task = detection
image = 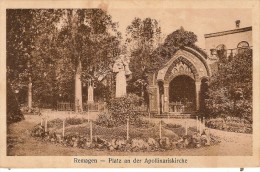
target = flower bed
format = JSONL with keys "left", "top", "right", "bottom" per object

{"left": 205, "top": 117, "right": 252, "bottom": 133}
{"left": 31, "top": 118, "right": 220, "bottom": 152}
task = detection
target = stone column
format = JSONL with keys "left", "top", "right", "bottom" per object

{"left": 156, "top": 84, "right": 160, "bottom": 115}
{"left": 75, "top": 60, "right": 83, "bottom": 112}
{"left": 164, "top": 84, "right": 169, "bottom": 113}
{"left": 195, "top": 81, "right": 201, "bottom": 111}
{"left": 87, "top": 84, "right": 94, "bottom": 103}
{"left": 149, "top": 86, "right": 158, "bottom": 112}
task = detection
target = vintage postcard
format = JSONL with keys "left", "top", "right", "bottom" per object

{"left": 0, "top": 0, "right": 260, "bottom": 168}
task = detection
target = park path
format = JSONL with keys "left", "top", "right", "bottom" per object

{"left": 7, "top": 115, "right": 252, "bottom": 156}
{"left": 145, "top": 117, "right": 253, "bottom": 156}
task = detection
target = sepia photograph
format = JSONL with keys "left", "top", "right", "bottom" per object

{"left": 1, "top": 0, "right": 260, "bottom": 168}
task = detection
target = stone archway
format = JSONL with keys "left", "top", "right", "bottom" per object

{"left": 162, "top": 56, "right": 202, "bottom": 113}
{"left": 149, "top": 48, "right": 210, "bottom": 115}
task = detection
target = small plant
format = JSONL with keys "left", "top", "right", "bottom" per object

{"left": 95, "top": 112, "right": 116, "bottom": 128}
{"left": 164, "top": 123, "right": 182, "bottom": 129}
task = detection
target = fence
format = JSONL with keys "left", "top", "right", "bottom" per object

{"left": 57, "top": 102, "right": 106, "bottom": 112}
{"left": 169, "top": 101, "right": 194, "bottom": 113}
{"left": 39, "top": 115, "right": 207, "bottom": 142}
{"left": 57, "top": 102, "right": 75, "bottom": 111}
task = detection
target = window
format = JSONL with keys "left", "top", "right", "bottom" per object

{"left": 237, "top": 41, "right": 249, "bottom": 54}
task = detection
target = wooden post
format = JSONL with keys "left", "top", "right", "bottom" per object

{"left": 62, "top": 119, "right": 65, "bottom": 137}
{"left": 199, "top": 119, "right": 202, "bottom": 135}
{"left": 159, "top": 120, "right": 162, "bottom": 139}
{"left": 126, "top": 118, "right": 129, "bottom": 140}
{"left": 185, "top": 121, "right": 188, "bottom": 135}
{"left": 44, "top": 118, "right": 48, "bottom": 132}
{"left": 87, "top": 105, "right": 90, "bottom": 122}
{"left": 196, "top": 116, "right": 198, "bottom": 132}
{"left": 90, "top": 120, "right": 93, "bottom": 143}
{"left": 203, "top": 117, "right": 205, "bottom": 130}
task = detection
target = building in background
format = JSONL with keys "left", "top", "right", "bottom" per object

{"left": 205, "top": 20, "right": 252, "bottom": 62}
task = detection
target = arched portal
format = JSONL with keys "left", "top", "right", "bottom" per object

{"left": 169, "top": 75, "right": 196, "bottom": 113}
{"left": 149, "top": 48, "right": 211, "bottom": 115}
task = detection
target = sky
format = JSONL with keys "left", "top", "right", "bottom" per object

{"left": 107, "top": 9, "right": 252, "bottom": 49}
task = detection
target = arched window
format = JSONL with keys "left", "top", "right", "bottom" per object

{"left": 237, "top": 41, "right": 249, "bottom": 54}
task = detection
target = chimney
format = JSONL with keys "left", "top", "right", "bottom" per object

{"left": 236, "top": 20, "right": 240, "bottom": 28}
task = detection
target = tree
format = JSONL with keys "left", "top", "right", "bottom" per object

{"left": 151, "top": 27, "right": 199, "bottom": 69}
{"left": 205, "top": 49, "right": 252, "bottom": 122}
{"left": 163, "top": 26, "right": 197, "bottom": 50}
{"left": 56, "top": 9, "right": 121, "bottom": 111}
{"left": 7, "top": 9, "right": 121, "bottom": 112}
{"left": 126, "top": 17, "right": 162, "bottom": 114}
{"left": 7, "top": 9, "right": 62, "bottom": 109}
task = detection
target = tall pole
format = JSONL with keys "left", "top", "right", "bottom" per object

{"left": 62, "top": 119, "right": 65, "bottom": 137}
{"left": 44, "top": 118, "right": 48, "bottom": 132}
{"left": 199, "top": 118, "right": 202, "bottom": 135}
{"left": 203, "top": 117, "right": 205, "bottom": 131}
{"left": 196, "top": 116, "right": 199, "bottom": 132}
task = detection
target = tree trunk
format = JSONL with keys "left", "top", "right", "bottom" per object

{"left": 28, "top": 76, "right": 32, "bottom": 111}
{"left": 75, "top": 60, "right": 83, "bottom": 112}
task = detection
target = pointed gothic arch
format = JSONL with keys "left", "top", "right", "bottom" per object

{"left": 149, "top": 47, "right": 211, "bottom": 114}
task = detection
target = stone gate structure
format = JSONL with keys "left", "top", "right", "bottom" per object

{"left": 148, "top": 24, "right": 252, "bottom": 115}
{"left": 148, "top": 47, "right": 211, "bottom": 115}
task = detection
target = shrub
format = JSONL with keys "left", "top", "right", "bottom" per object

{"left": 7, "top": 84, "right": 24, "bottom": 124}
{"left": 205, "top": 50, "right": 252, "bottom": 121}
{"left": 66, "top": 117, "right": 88, "bottom": 125}
{"left": 107, "top": 93, "right": 143, "bottom": 125}
{"left": 133, "top": 118, "right": 155, "bottom": 128}
{"left": 47, "top": 118, "right": 63, "bottom": 128}
{"left": 95, "top": 112, "right": 116, "bottom": 128}
{"left": 163, "top": 122, "right": 182, "bottom": 129}
{"left": 21, "top": 106, "right": 41, "bottom": 115}
{"left": 205, "top": 117, "right": 252, "bottom": 133}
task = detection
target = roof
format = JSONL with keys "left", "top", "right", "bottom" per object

{"left": 204, "top": 26, "right": 252, "bottom": 38}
